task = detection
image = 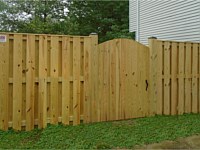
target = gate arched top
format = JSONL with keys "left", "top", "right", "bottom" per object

{"left": 98, "top": 38, "right": 149, "bottom": 49}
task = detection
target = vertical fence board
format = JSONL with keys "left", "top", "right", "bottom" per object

{"left": 90, "top": 34, "right": 99, "bottom": 122}
{"left": 178, "top": 43, "right": 185, "bottom": 114}
{"left": 115, "top": 39, "right": 120, "bottom": 120}
{"left": 148, "top": 39, "right": 160, "bottom": 115}
{"left": 62, "top": 37, "right": 70, "bottom": 125}
{"left": 26, "top": 35, "right": 35, "bottom": 131}
{"left": 185, "top": 43, "right": 192, "bottom": 113}
{"left": 110, "top": 40, "right": 116, "bottom": 120}
{"left": 50, "top": 36, "right": 59, "bottom": 124}
{"left": 0, "top": 35, "right": 9, "bottom": 130}
{"left": 38, "top": 35, "right": 47, "bottom": 128}
{"left": 73, "top": 37, "right": 81, "bottom": 125}
{"left": 192, "top": 43, "right": 198, "bottom": 113}
{"left": 13, "top": 35, "right": 23, "bottom": 130}
{"left": 131, "top": 40, "right": 138, "bottom": 118}
{"left": 199, "top": 44, "right": 200, "bottom": 113}
{"left": 156, "top": 41, "right": 163, "bottom": 115}
{"left": 84, "top": 37, "right": 92, "bottom": 123}
{"left": 163, "top": 42, "right": 170, "bottom": 115}
{"left": 97, "top": 44, "right": 102, "bottom": 122}
{"left": 171, "top": 42, "right": 178, "bottom": 115}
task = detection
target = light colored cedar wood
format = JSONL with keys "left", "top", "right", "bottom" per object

{"left": 199, "top": 43, "right": 200, "bottom": 113}
{"left": 8, "top": 38, "right": 13, "bottom": 126}
{"left": 156, "top": 41, "right": 163, "bottom": 115}
{"left": 50, "top": 36, "right": 59, "bottom": 124}
{"left": 96, "top": 42, "right": 101, "bottom": 122}
{"left": 148, "top": 39, "right": 158, "bottom": 116}
{"left": 131, "top": 40, "right": 138, "bottom": 118}
{"left": 61, "top": 37, "right": 70, "bottom": 125}
{"left": 22, "top": 39, "right": 27, "bottom": 124}
{"left": 138, "top": 44, "right": 146, "bottom": 116}
{"left": 163, "top": 41, "right": 170, "bottom": 115}
{"left": 102, "top": 41, "right": 107, "bottom": 121}
{"left": 102, "top": 41, "right": 109, "bottom": 121}
{"left": 58, "top": 41, "right": 62, "bottom": 121}
{"left": 98, "top": 43, "right": 102, "bottom": 121}
{"left": 118, "top": 39, "right": 124, "bottom": 120}
{"left": 122, "top": 39, "right": 128, "bottom": 119}
{"left": 143, "top": 47, "right": 150, "bottom": 116}
{"left": 185, "top": 43, "right": 192, "bottom": 113}
{"left": 80, "top": 41, "right": 84, "bottom": 118}
{"left": 138, "top": 43, "right": 146, "bottom": 117}
{"left": 110, "top": 40, "right": 116, "bottom": 120}
{"left": 178, "top": 42, "right": 185, "bottom": 114}
{"left": 90, "top": 34, "right": 98, "bottom": 122}
{"left": 171, "top": 42, "right": 178, "bottom": 115}
{"left": 97, "top": 43, "right": 102, "bottom": 122}
{"left": 34, "top": 40, "right": 39, "bottom": 123}
{"left": 69, "top": 39, "right": 73, "bottom": 118}
{"left": 115, "top": 39, "right": 120, "bottom": 120}
{"left": 13, "top": 34, "right": 23, "bottom": 130}
{"left": 73, "top": 37, "right": 81, "bottom": 125}
{"left": 26, "top": 35, "right": 35, "bottom": 131}
{"left": 84, "top": 37, "right": 91, "bottom": 123}
{"left": 134, "top": 41, "right": 141, "bottom": 118}
{"left": 0, "top": 34, "right": 9, "bottom": 130}
{"left": 46, "top": 40, "right": 51, "bottom": 119}
{"left": 120, "top": 39, "right": 126, "bottom": 119}
{"left": 192, "top": 43, "right": 198, "bottom": 113}
{"left": 38, "top": 35, "right": 47, "bottom": 128}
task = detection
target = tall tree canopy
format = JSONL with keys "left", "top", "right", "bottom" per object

{"left": 0, "top": 0, "right": 68, "bottom": 33}
{"left": 0, "top": 0, "right": 134, "bottom": 42}
{"left": 68, "top": 0, "right": 134, "bottom": 42}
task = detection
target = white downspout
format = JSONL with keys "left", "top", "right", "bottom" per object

{"left": 136, "top": 0, "right": 140, "bottom": 42}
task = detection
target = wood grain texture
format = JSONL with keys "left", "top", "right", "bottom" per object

{"left": 50, "top": 36, "right": 59, "bottom": 124}
{"left": 73, "top": 37, "right": 81, "bottom": 125}
{"left": 26, "top": 35, "right": 35, "bottom": 131}
{"left": 38, "top": 35, "right": 47, "bottom": 128}
{"left": 0, "top": 34, "right": 9, "bottom": 130}
{"left": 13, "top": 34, "right": 23, "bottom": 130}
{"left": 61, "top": 37, "right": 70, "bottom": 125}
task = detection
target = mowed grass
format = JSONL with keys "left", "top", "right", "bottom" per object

{"left": 1, "top": 114, "right": 200, "bottom": 149}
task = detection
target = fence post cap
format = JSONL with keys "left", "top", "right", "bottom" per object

{"left": 148, "top": 36, "right": 157, "bottom": 39}
{"left": 90, "top": 32, "right": 98, "bottom": 35}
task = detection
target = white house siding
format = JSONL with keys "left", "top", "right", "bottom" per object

{"left": 129, "top": 0, "right": 200, "bottom": 45}
{"left": 129, "top": 0, "right": 137, "bottom": 31}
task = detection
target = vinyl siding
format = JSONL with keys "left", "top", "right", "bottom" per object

{"left": 129, "top": 0, "right": 200, "bottom": 45}
{"left": 129, "top": 0, "right": 137, "bottom": 31}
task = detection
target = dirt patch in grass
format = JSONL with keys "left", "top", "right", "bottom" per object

{"left": 135, "top": 135, "right": 200, "bottom": 149}
{"left": 112, "top": 119, "right": 135, "bottom": 127}
{"left": 21, "top": 131, "right": 42, "bottom": 145}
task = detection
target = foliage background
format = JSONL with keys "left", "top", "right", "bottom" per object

{"left": 0, "top": 0, "right": 135, "bottom": 42}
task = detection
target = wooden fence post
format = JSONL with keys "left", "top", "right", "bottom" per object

{"left": 0, "top": 34, "right": 9, "bottom": 130}
{"left": 84, "top": 33, "right": 100, "bottom": 122}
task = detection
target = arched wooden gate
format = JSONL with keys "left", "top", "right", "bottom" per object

{"left": 84, "top": 39, "right": 150, "bottom": 123}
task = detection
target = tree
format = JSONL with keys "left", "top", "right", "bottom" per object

{"left": 0, "top": 0, "right": 134, "bottom": 42}
{"left": 68, "top": 0, "right": 134, "bottom": 42}
{"left": 0, "top": 0, "right": 69, "bottom": 34}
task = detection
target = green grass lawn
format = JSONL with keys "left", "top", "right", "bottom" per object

{"left": 1, "top": 114, "right": 200, "bottom": 149}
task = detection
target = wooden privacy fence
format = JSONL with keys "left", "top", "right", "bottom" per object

{"left": 0, "top": 33, "right": 200, "bottom": 131}
{"left": 149, "top": 39, "right": 200, "bottom": 115}
{"left": 0, "top": 33, "right": 96, "bottom": 131}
